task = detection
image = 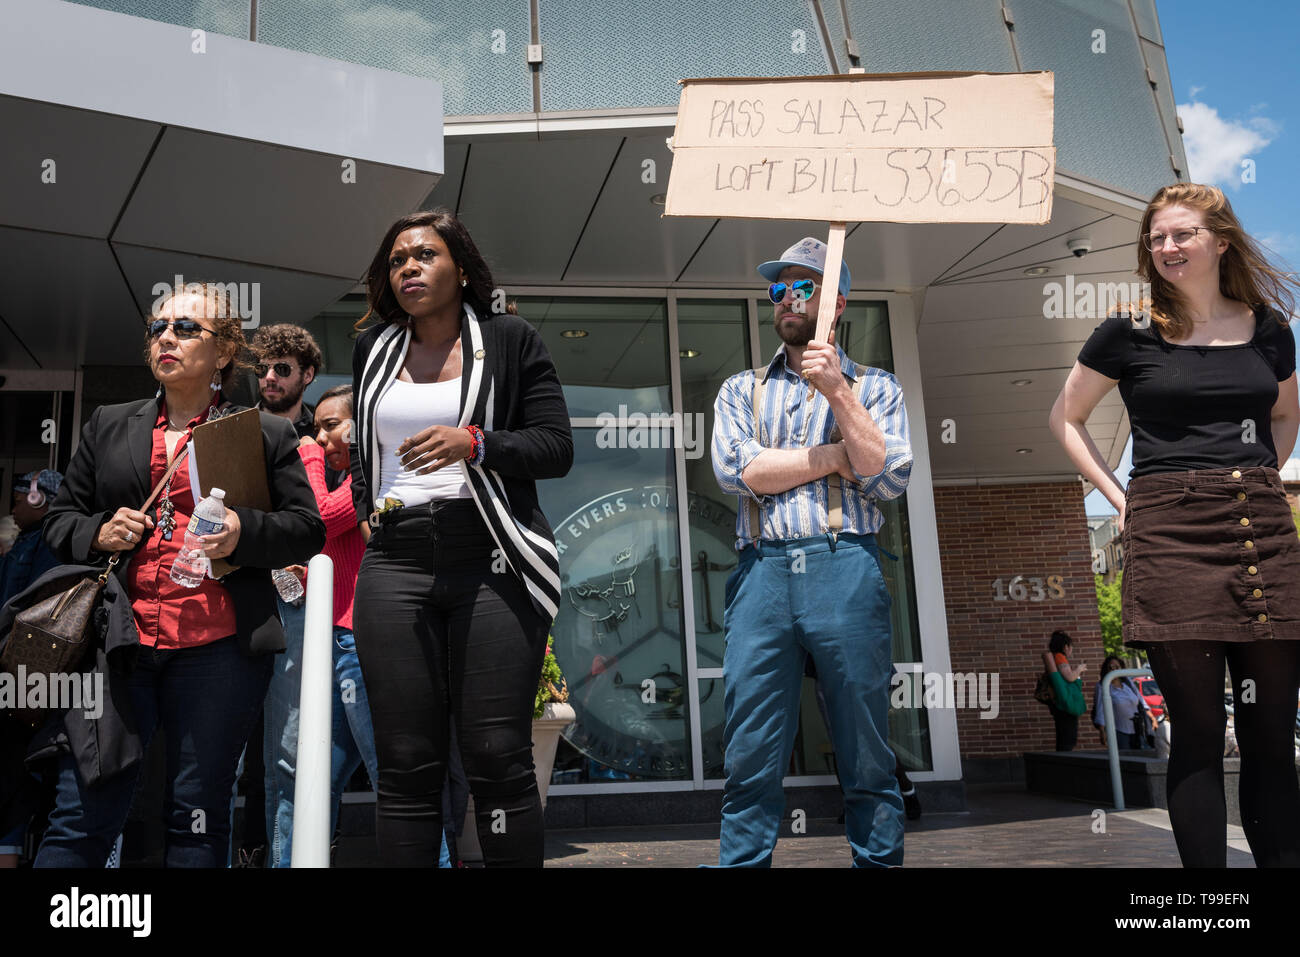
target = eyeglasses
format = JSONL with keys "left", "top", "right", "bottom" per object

{"left": 1141, "top": 226, "right": 1213, "bottom": 251}
{"left": 767, "top": 279, "right": 817, "bottom": 304}
{"left": 254, "top": 361, "right": 296, "bottom": 378}
{"left": 145, "top": 318, "right": 213, "bottom": 340}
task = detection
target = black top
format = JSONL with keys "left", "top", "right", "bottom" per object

{"left": 1077, "top": 304, "right": 1296, "bottom": 477}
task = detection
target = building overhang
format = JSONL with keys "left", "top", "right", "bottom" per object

{"left": 0, "top": 0, "right": 442, "bottom": 368}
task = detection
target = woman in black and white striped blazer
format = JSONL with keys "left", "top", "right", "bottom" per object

{"left": 350, "top": 209, "right": 572, "bottom": 867}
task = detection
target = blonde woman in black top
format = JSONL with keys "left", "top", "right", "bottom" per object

{"left": 1050, "top": 183, "right": 1300, "bottom": 867}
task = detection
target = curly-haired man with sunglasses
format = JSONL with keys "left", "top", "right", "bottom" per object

{"left": 249, "top": 324, "right": 323, "bottom": 439}
{"left": 710, "top": 237, "right": 913, "bottom": 868}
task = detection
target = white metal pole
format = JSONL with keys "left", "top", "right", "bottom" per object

{"left": 291, "top": 553, "right": 334, "bottom": 868}
{"left": 1104, "top": 667, "right": 1152, "bottom": 811}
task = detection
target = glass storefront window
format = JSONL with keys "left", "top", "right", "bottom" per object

{"left": 525, "top": 297, "right": 671, "bottom": 417}
{"left": 537, "top": 433, "right": 692, "bottom": 782}
{"left": 677, "top": 300, "right": 751, "bottom": 680}
{"left": 528, "top": 296, "right": 689, "bottom": 782}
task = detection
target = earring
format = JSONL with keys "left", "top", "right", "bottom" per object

{"left": 209, "top": 370, "right": 222, "bottom": 392}
{"left": 155, "top": 384, "right": 163, "bottom": 400}
{"left": 461, "top": 278, "right": 468, "bottom": 288}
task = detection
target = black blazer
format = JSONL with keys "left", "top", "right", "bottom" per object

{"left": 44, "top": 398, "right": 326, "bottom": 654}
{"left": 351, "top": 304, "right": 573, "bottom": 618}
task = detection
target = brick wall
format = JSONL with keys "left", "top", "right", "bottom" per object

{"left": 933, "top": 481, "right": 1103, "bottom": 761}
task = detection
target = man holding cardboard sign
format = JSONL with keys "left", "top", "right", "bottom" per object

{"left": 710, "top": 238, "right": 912, "bottom": 867}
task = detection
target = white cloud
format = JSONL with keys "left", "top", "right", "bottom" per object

{"left": 1177, "top": 99, "right": 1279, "bottom": 188}
{"left": 1188, "top": 84, "right": 1204, "bottom": 99}
{"left": 1257, "top": 232, "right": 1299, "bottom": 255}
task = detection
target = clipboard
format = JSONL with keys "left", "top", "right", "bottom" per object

{"left": 188, "top": 408, "right": 272, "bottom": 579}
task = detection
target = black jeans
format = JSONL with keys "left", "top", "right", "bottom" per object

{"left": 352, "top": 500, "right": 551, "bottom": 867}
{"left": 1146, "top": 640, "right": 1300, "bottom": 867}
{"left": 1049, "top": 706, "right": 1077, "bottom": 751}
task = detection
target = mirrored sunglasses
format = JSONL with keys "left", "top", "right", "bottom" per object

{"left": 767, "top": 279, "right": 817, "bottom": 304}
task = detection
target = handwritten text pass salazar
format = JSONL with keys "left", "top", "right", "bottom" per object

{"left": 706, "top": 97, "right": 1047, "bottom": 211}
{"left": 664, "top": 74, "right": 1055, "bottom": 225}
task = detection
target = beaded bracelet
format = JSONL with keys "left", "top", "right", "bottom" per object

{"left": 465, "top": 425, "right": 485, "bottom": 467}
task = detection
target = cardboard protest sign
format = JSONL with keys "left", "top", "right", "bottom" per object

{"left": 663, "top": 71, "right": 1055, "bottom": 226}
{"left": 664, "top": 70, "right": 1055, "bottom": 345}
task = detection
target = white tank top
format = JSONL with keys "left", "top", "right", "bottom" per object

{"left": 376, "top": 378, "right": 472, "bottom": 505}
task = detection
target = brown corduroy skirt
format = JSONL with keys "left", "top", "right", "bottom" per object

{"left": 1122, "top": 466, "right": 1300, "bottom": 646}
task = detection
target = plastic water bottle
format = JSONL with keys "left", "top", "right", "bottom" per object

{"left": 271, "top": 567, "right": 305, "bottom": 603}
{"left": 170, "top": 487, "right": 226, "bottom": 588}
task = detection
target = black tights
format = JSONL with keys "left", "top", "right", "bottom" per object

{"left": 1145, "top": 640, "right": 1300, "bottom": 867}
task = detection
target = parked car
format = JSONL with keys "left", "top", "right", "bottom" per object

{"left": 1134, "top": 675, "right": 1164, "bottom": 718}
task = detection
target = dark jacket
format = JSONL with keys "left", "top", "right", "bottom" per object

{"left": 43, "top": 397, "right": 326, "bottom": 655}
{"left": 351, "top": 305, "right": 573, "bottom": 618}
{"left": 0, "top": 524, "right": 61, "bottom": 609}
{"left": 0, "top": 562, "right": 141, "bottom": 793}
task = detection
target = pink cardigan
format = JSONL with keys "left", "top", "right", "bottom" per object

{"left": 299, "top": 443, "right": 365, "bottom": 630}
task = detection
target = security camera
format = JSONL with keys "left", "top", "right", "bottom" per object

{"left": 1067, "top": 238, "right": 1092, "bottom": 258}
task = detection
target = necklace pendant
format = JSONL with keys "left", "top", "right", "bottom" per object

{"left": 159, "top": 500, "right": 176, "bottom": 541}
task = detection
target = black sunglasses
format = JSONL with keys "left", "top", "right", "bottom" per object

{"left": 255, "top": 361, "right": 297, "bottom": 378}
{"left": 146, "top": 318, "right": 213, "bottom": 340}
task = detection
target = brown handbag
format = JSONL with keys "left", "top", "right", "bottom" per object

{"left": 0, "top": 448, "right": 188, "bottom": 690}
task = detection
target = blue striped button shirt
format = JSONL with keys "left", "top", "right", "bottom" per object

{"left": 711, "top": 345, "right": 913, "bottom": 548}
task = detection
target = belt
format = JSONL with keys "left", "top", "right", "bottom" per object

{"left": 748, "top": 531, "right": 890, "bottom": 557}
{"left": 367, "top": 495, "right": 405, "bottom": 528}
{"left": 369, "top": 496, "right": 479, "bottom": 528}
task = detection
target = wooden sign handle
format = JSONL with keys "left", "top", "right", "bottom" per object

{"left": 815, "top": 222, "right": 846, "bottom": 345}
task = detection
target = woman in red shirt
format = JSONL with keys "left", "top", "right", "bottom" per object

{"left": 36, "top": 283, "right": 324, "bottom": 867}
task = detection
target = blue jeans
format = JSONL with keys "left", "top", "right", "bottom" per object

{"left": 35, "top": 636, "right": 271, "bottom": 868}
{"left": 718, "top": 533, "right": 903, "bottom": 867}
{"left": 265, "top": 602, "right": 448, "bottom": 865}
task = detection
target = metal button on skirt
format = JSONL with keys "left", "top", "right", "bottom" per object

{"left": 1121, "top": 466, "right": 1300, "bottom": 646}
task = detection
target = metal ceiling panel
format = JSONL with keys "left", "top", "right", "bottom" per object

{"left": 937, "top": 214, "right": 1140, "bottom": 283}
{"left": 0, "top": 97, "right": 159, "bottom": 237}
{"left": 931, "top": 197, "right": 1115, "bottom": 282}
{"left": 564, "top": 134, "right": 715, "bottom": 284}
{"left": 421, "top": 141, "right": 469, "bottom": 213}
{"left": 457, "top": 137, "right": 624, "bottom": 283}
{"left": 843, "top": 221, "right": 999, "bottom": 288}
{"left": 115, "top": 243, "right": 359, "bottom": 331}
{"left": 0, "top": 226, "right": 141, "bottom": 367}
{"left": 114, "top": 127, "right": 438, "bottom": 277}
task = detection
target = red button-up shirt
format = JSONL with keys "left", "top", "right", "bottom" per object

{"left": 127, "top": 401, "right": 238, "bottom": 649}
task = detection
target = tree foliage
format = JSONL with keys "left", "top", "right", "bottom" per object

{"left": 1095, "top": 572, "right": 1123, "bottom": 660}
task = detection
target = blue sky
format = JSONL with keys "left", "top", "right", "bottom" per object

{"left": 1084, "top": 0, "right": 1299, "bottom": 514}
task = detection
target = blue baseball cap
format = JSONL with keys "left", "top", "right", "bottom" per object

{"left": 757, "top": 237, "right": 851, "bottom": 298}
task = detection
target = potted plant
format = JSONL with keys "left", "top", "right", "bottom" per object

{"left": 460, "top": 637, "right": 574, "bottom": 863}
{"left": 531, "top": 638, "right": 575, "bottom": 807}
